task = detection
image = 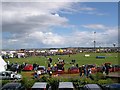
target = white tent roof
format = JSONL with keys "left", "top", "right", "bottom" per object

{"left": 59, "top": 82, "right": 74, "bottom": 88}
{"left": 0, "top": 56, "right": 7, "bottom": 72}
{"left": 32, "top": 82, "right": 47, "bottom": 89}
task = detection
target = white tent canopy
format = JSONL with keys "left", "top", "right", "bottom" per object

{"left": 0, "top": 56, "right": 7, "bottom": 72}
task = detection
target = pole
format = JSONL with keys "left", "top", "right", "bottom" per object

{"left": 94, "top": 32, "right": 96, "bottom": 52}
{"left": 113, "top": 43, "right": 116, "bottom": 52}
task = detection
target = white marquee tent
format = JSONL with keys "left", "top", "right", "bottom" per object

{"left": 0, "top": 56, "right": 7, "bottom": 72}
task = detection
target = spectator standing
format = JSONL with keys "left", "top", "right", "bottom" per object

{"left": 18, "top": 65, "right": 21, "bottom": 73}
{"left": 49, "top": 70, "right": 52, "bottom": 77}
{"left": 47, "top": 67, "right": 51, "bottom": 73}
{"left": 34, "top": 71, "right": 38, "bottom": 79}
{"left": 84, "top": 65, "right": 87, "bottom": 76}
{"left": 79, "top": 66, "right": 82, "bottom": 77}
{"left": 49, "top": 58, "right": 52, "bottom": 63}
{"left": 87, "top": 67, "right": 92, "bottom": 77}
{"left": 48, "top": 63, "right": 50, "bottom": 67}
{"left": 33, "top": 63, "right": 36, "bottom": 70}
{"left": 76, "top": 64, "right": 79, "bottom": 68}
{"left": 37, "top": 70, "right": 41, "bottom": 78}
{"left": 7, "top": 61, "right": 10, "bottom": 70}
{"left": 102, "top": 64, "right": 106, "bottom": 74}
{"left": 82, "top": 65, "right": 85, "bottom": 76}
{"left": 33, "top": 63, "right": 38, "bottom": 71}
{"left": 105, "top": 64, "right": 109, "bottom": 75}
{"left": 16, "top": 64, "right": 19, "bottom": 73}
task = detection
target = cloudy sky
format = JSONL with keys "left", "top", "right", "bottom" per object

{"left": 2, "top": 1, "right": 118, "bottom": 49}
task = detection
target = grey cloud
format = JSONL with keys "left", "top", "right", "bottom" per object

{"left": 26, "top": 14, "right": 68, "bottom": 26}
{"left": 2, "top": 2, "right": 71, "bottom": 34}
{"left": 2, "top": 2, "right": 74, "bottom": 49}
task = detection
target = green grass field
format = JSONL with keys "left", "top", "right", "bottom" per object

{"left": 3, "top": 52, "right": 119, "bottom": 84}
{"left": 4, "top": 52, "right": 118, "bottom": 70}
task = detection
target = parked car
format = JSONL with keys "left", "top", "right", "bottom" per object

{"left": 1, "top": 82, "right": 25, "bottom": 90}
{"left": 104, "top": 62, "right": 111, "bottom": 65}
{"left": 96, "top": 64, "right": 112, "bottom": 73}
{"left": 54, "top": 62, "right": 65, "bottom": 74}
{"left": 68, "top": 66, "right": 79, "bottom": 74}
{"left": 22, "top": 64, "right": 33, "bottom": 71}
{"left": 87, "top": 64, "right": 96, "bottom": 73}
{"left": 102, "top": 83, "right": 120, "bottom": 90}
{"left": 111, "top": 65, "right": 120, "bottom": 72}
{"left": 10, "top": 64, "right": 18, "bottom": 72}
{"left": 96, "top": 66, "right": 103, "bottom": 72}
{"left": 0, "top": 71, "right": 22, "bottom": 80}
{"left": 87, "top": 64, "right": 96, "bottom": 68}
{"left": 55, "top": 69, "right": 65, "bottom": 74}
{"left": 83, "top": 84, "right": 103, "bottom": 90}
{"left": 37, "top": 66, "right": 46, "bottom": 74}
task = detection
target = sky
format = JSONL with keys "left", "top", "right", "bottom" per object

{"left": 1, "top": 1, "right": 118, "bottom": 49}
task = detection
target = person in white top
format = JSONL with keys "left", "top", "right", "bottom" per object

{"left": 37, "top": 70, "right": 41, "bottom": 76}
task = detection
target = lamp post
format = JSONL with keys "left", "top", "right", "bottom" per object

{"left": 113, "top": 43, "right": 116, "bottom": 52}
{"left": 113, "top": 43, "right": 116, "bottom": 47}
{"left": 93, "top": 31, "right": 96, "bottom": 52}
